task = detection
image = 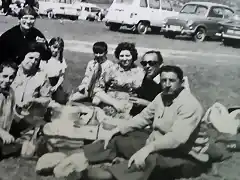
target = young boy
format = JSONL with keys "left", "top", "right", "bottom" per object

{"left": 69, "top": 41, "right": 114, "bottom": 103}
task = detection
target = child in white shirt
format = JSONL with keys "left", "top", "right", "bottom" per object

{"left": 40, "top": 37, "right": 68, "bottom": 104}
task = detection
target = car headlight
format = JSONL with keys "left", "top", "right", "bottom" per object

{"left": 186, "top": 20, "right": 194, "bottom": 27}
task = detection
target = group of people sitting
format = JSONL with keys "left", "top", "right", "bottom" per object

{"left": 0, "top": 5, "right": 240, "bottom": 180}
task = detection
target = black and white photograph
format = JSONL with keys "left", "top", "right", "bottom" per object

{"left": 0, "top": 0, "right": 239, "bottom": 179}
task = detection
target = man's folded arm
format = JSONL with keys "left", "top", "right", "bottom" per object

{"left": 118, "top": 94, "right": 162, "bottom": 134}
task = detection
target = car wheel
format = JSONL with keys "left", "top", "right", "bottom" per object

{"left": 109, "top": 23, "right": 121, "bottom": 31}
{"left": 164, "top": 32, "right": 176, "bottom": 39}
{"left": 194, "top": 27, "right": 206, "bottom": 42}
{"left": 47, "top": 11, "right": 54, "bottom": 19}
{"left": 136, "top": 21, "right": 149, "bottom": 35}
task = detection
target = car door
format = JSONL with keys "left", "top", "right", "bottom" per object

{"left": 148, "top": 0, "right": 161, "bottom": 26}
{"left": 206, "top": 6, "right": 225, "bottom": 35}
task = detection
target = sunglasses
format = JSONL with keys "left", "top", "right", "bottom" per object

{"left": 140, "top": 61, "right": 158, "bottom": 67}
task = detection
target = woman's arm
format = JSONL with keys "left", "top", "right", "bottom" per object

{"left": 51, "top": 75, "right": 64, "bottom": 91}
{"left": 95, "top": 91, "right": 125, "bottom": 112}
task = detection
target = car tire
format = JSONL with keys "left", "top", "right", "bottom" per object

{"left": 109, "top": 23, "right": 121, "bottom": 31}
{"left": 163, "top": 32, "right": 176, "bottom": 39}
{"left": 47, "top": 11, "right": 54, "bottom": 19}
{"left": 193, "top": 27, "right": 206, "bottom": 42}
{"left": 136, "top": 21, "right": 149, "bottom": 35}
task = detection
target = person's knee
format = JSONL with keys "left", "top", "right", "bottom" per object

{"left": 86, "top": 166, "right": 114, "bottom": 180}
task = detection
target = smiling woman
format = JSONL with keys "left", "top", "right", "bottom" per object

{"left": 0, "top": 6, "right": 51, "bottom": 65}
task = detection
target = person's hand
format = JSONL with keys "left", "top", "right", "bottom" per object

{"left": 129, "top": 97, "right": 150, "bottom": 106}
{"left": 0, "top": 130, "right": 15, "bottom": 144}
{"left": 51, "top": 86, "right": 58, "bottom": 92}
{"left": 36, "top": 36, "right": 46, "bottom": 44}
{"left": 113, "top": 102, "right": 126, "bottom": 112}
{"left": 128, "top": 146, "right": 151, "bottom": 170}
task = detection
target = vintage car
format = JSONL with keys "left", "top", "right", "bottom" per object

{"left": 216, "top": 11, "right": 240, "bottom": 46}
{"left": 104, "top": 0, "right": 178, "bottom": 34}
{"left": 162, "top": 1, "right": 234, "bottom": 42}
{"left": 38, "top": 0, "right": 101, "bottom": 20}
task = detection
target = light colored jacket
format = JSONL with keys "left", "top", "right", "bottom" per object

{"left": 119, "top": 89, "right": 209, "bottom": 162}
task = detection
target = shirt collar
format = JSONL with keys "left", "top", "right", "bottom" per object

{"left": 153, "top": 74, "right": 160, "bottom": 84}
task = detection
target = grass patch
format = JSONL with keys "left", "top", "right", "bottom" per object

{"left": 1, "top": 45, "right": 240, "bottom": 180}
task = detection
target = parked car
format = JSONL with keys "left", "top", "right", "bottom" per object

{"left": 75, "top": 2, "right": 102, "bottom": 20}
{"left": 38, "top": 0, "right": 101, "bottom": 20}
{"left": 216, "top": 11, "right": 240, "bottom": 46}
{"left": 162, "top": 2, "right": 234, "bottom": 42}
{"left": 104, "top": 0, "right": 178, "bottom": 34}
{"left": 87, "top": 8, "right": 108, "bottom": 21}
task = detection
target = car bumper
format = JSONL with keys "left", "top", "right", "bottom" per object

{"left": 216, "top": 32, "right": 240, "bottom": 40}
{"left": 105, "top": 20, "right": 136, "bottom": 28}
{"left": 162, "top": 25, "right": 195, "bottom": 35}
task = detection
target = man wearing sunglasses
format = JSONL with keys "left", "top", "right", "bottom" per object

{"left": 130, "top": 51, "right": 164, "bottom": 116}
{"left": 138, "top": 50, "right": 164, "bottom": 101}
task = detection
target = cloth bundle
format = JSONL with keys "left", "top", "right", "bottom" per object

{"left": 36, "top": 152, "right": 88, "bottom": 178}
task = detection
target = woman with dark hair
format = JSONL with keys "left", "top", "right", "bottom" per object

{"left": 10, "top": 42, "right": 52, "bottom": 137}
{"left": 0, "top": 6, "right": 51, "bottom": 65}
{"left": 94, "top": 42, "right": 145, "bottom": 117}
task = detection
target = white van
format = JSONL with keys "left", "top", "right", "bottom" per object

{"left": 104, "top": 0, "right": 178, "bottom": 34}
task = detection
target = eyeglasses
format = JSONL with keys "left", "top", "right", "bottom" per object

{"left": 140, "top": 61, "right": 158, "bottom": 67}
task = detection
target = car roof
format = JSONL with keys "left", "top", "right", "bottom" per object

{"left": 185, "top": 1, "right": 231, "bottom": 9}
{"left": 74, "top": 2, "right": 99, "bottom": 8}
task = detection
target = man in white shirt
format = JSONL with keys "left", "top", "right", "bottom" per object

{"left": 0, "top": 62, "right": 18, "bottom": 155}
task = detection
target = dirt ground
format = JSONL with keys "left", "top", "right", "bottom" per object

{"left": 0, "top": 15, "right": 240, "bottom": 179}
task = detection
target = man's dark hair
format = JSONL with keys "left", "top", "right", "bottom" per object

{"left": 0, "top": 61, "right": 18, "bottom": 74}
{"left": 159, "top": 65, "right": 184, "bottom": 81}
{"left": 142, "top": 50, "right": 163, "bottom": 64}
{"left": 92, "top": 41, "right": 108, "bottom": 54}
{"left": 18, "top": 6, "right": 38, "bottom": 19}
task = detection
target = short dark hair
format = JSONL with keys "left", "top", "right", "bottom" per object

{"left": 159, "top": 65, "right": 184, "bottom": 80}
{"left": 18, "top": 6, "right": 38, "bottom": 19}
{"left": 0, "top": 61, "right": 18, "bottom": 74}
{"left": 142, "top": 50, "right": 163, "bottom": 64}
{"left": 114, "top": 42, "right": 138, "bottom": 62}
{"left": 92, "top": 41, "right": 108, "bottom": 54}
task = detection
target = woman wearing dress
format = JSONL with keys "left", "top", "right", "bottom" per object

{"left": 40, "top": 37, "right": 68, "bottom": 104}
{"left": 94, "top": 42, "right": 145, "bottom": 118}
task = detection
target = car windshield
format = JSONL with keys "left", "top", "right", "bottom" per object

{"left": 180, "top": 4, "right": 208, "bottom": 16}
{"left": 115, "top": 0, "right": 134, "bottom": 5}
